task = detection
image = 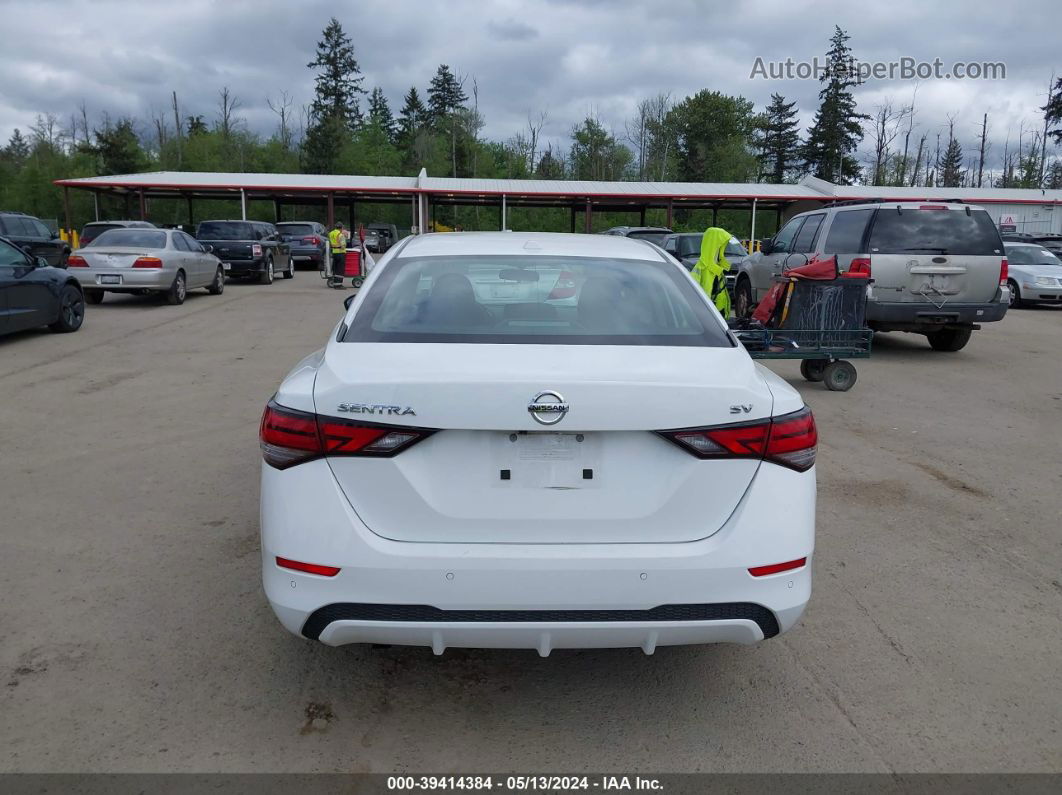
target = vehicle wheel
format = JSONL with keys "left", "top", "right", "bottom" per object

{"left": 352, "top": 277, "right": 364, "bottom": 289}
{"left": 260, "top": 258, "right": 274, "bottom": 285}
{"left": 926, "top": 327, "right": 972, "bottom": 352}
{"left": 208, "top": 266, "right": 225, "bottom": 295}
{"left": 166, "top": 270, "right": 187, "bottom": 305}
{"left": 823, "top": 360, "right": 857, "bottom": 391}
{"left": 284, "top": 258, "right": 295, "bottom": 279}
{"left": 733, "top": 278, "right": 754, "bottom": 318}
{"left": 1007, "top": 279, "right": 1023, "bottom": 308}
{"left": 49, "top": 285, "right": 85, "bottom": 333}
{"left": 800, "top": 359, "right": 827, "bottom": 382}
{"left": 85, "top": 289, "right": 105, "bottom": 305}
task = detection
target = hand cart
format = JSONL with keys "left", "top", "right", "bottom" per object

{"left": 732, "top": 327, "right": 873, "bottom": 391}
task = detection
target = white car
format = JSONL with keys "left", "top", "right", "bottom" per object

{"left": 260, "top": 232, "right": 816, "bottom": 655}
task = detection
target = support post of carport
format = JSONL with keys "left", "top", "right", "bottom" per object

{"left": 348, "top": 201, "right": 355, "bottom": 232}
{"left": 775, "top": 206, "right": 783, "bottom": 231}
{"left": 326, "top": 193, "right": 335, "bottom": 229}
{"left": 666, "top": 198, "right": 673, "bottom": 229}
{"left": 93, "top": 191, "right": 100, "bottom": 222}
{"left": 411, "top": 195, "right": 418, "bottom": 233}
{"left": 62, "top": 187, "right": 72, "bottom": 239}
{"left": 138, "top": 189, "right": 147, "bottom": 221}
{"left": 239, "top": 189, "right": 247, "bottom": 221}
{"left": 186, "top": 196, "right": 194, "bottom": 231}
{"left": 501, "top": 194, "right": 507, "bottom": 231}
{"left": 273, "top": 198, "right": 281, "bottom": 223}
{"left": 570, "top": 206, "right": 576, "bottom": 233}
{"left": 584, "top": 199, "right": 592, "bottom": 234}
{"left": 749, "top": 198, "right": 758, "bottom": 244}
{"left": 639, "top": 206, "right": 646, "bottom": 226}
{"left": 124, "top": 192, "right": 131, "bottom": 218}
{"left": 711, "top": 206, "right": 718, "bottom": 227}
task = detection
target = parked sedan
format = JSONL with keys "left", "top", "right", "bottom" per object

{"left": 1003, "top": 242, "right": 1062, "bottom": 307}
{"left": 260, "top": 232, "right": 816, "bottom": 654}
{"left": 68, "top": 228, "right": 225, "bottom": 306}
{"left": 0, "top": 235, "right": 84, "bottom": 336}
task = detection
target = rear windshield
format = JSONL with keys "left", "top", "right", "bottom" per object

{"left": 625, "top": 230, "right": 669, "bottom": 246}
{"left": 197, "top": 221, "right": 254, "bottom": 240}
{"left": 87, "top": 229, "right": 167, "bottom": 249}
{"left": 343, "top": 255, "right": 731, "bottom": 347}
{"left": 1006, "top": 246, "right": 1061, "bottom": 265}
{"left": 81, "top": 223, "right": 121, "bottom": 238}
{"left": 277, "top": 224, "right": 315, "bottom": 237}
{"left": 869, "top": 208, "right": 1002, "bottom": 255}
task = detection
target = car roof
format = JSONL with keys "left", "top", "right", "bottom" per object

{"left": 1004, "top": 242, "right": 1051, "bottom": 248}
{"left": 397, "top": 231, "right": 669, "bottom": 261}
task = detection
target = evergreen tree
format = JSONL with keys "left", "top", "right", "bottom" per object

{"left": 4, "top": 129, "right": 31, "bottom": 166}
{"left": 754, "top": 93, "right": 801, "bottom": 183}
{"left": 1044, "top": 76, "right": 1062, "bottom": 145}
{"left": 78, "top": 118, "right": 147, "bottom": 175}
{"left": 396, "top": 87, "right": 426, "bottom": 144}
{"left": 569, "top": 118, "right": 631, "bottom": 180}
{"left": 802, "top": 26, "right": 868, "bottom": 184}
{"left": 666, "top": 90, "right": 759, "bottom": 182}
{"left": 427, "top": 65, "right": 467, "bottom": 125}
{"left": 368, "top": 88, "right": 396, "bottom": 142}
{"left": 186, "top": 115, "right": 208, "bottom": 136}
{"left": 940, "top": 134, "right": 964, "bottom": 187}
{"left": 304, "top": 17, "right": 364, "bottom": 173}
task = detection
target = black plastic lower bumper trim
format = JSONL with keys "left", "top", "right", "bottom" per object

{"left": 301, "top": 602, "right": 780, "bottom": 641}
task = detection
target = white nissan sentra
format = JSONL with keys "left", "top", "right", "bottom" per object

{"left": 260, "top": 232, "right": 816, "bottom": 655}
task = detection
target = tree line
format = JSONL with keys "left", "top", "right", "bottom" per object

{"left": 2, "top": 20, "right": 1060, "bottom": 235}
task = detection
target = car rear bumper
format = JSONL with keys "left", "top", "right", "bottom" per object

{"left": 223, "top": 258, "right": 266, "bottom": 275}
{"left": 288, "top": 247, "right": 324, "bottom": 263}
{"left": 867, "top": 297, "right": 1008, "bottom": 329}
{"left": 70, "top": 269, "right": 175, "bottom": 290}
{"left": 261, "top": 458, "right": 815, "bottom": 653}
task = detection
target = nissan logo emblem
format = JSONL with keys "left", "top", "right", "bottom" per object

{"left": 527, "top": 391, "right": 569, "bottom": 425}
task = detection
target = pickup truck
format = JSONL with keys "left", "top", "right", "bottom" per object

{"left": 195, "top": 220, "right": 293, "bottom": 284}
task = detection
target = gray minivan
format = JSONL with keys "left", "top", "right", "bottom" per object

{"left": 734, "top": 200, "right": 1008, "bottom": 351}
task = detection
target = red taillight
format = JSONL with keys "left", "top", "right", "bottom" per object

{"left": 844, "top": 257, "right": 871, "bottom": 278}
{"left": 659, "top": 407, "right": 817, "bottom": 472}
{"left": 749, "top": 558, "right": 807, "bottom": 577}
{"left": 999, "top": 258, "right": 1008, "bottom": 285}
{"left": 259, "top": 400, "right": 433, "bottom": 469}
{"left": 276, "top": 557, "right": 341, "bottom": 577}
{"left": 252, "top": 243, "right": 263, "bottom": 257}
{"left": 132, "top": 257, "right": 163, "bottom": 268}
{"left": 67, "top": 255, "right": 88, "bottom": 267}
{"left": 918, "top": 204, "right": 949, "bottom": 210}
{"left": 302, "top": 235, "right": 320, "bottom": 245}
{"left": 548, "top": 271, "right": 577, "bottom": 300}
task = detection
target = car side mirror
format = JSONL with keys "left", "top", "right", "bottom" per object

{"left": 760, "top": 238, "right": 774, "bottom": 255}
{"left": 36, "top": 256, "right": 50, "bottom": 268}
{"left": 344, "top": 295, "right": 356, "bottom": 310}
{"left": 51, "top": 231, "right": 61, "bottom": 240}
{"left": 202, "top": 244, "right": 214, "bottom": 253}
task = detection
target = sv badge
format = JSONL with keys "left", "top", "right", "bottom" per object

{"left": 730, "top": 404, "right": 753, "bottom": 414}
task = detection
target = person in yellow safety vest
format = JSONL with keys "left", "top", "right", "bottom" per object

{"left": 690, "top": 226, "right": 733, "bottom": 317}
{"left": 327, "top": 223, "right": 347, "bottom": 288}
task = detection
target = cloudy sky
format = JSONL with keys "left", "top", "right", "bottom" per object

{"left": 1, "top": 0, "right": 1057, "bottom": 174}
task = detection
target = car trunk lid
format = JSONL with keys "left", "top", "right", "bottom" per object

{"left": 313, "top": 343, "right": 773, "bottom": 544}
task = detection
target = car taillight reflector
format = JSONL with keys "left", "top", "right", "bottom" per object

{"left": 252, "top": 243, "right": 263, "bottom": 257}
{"left": 302, "top": 235, "right": 320, "bottom": 245}
{"left": 999, "top": 258, "right": 1008, "bottom": 285}
{"left": 749, "top": 558, "right": 807, "bottom": 577}
{"left": 844, "top": 257, "right": 871, "bottom": 278}
{"left": 67, "top": 255, "right": 88, "bottom": 267}
{"left": 132, "top": 257, "right": 163, "bottom": 268}
{"left": 259, "top": 400, "right": 434, "bottom": 469}
{"left": 659, "top": 406, "right": 817, "bottom": 472}
{"left": 276, "top": 557, "right": 341, "bottom": 577}
{"left": 548, "top": 271, "right": 577, "bottom": 299}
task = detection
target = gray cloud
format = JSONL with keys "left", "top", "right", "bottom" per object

{"left": 1, "top": 0, "right": 1058, "bottom": 175}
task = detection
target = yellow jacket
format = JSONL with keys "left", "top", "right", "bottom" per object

{"left": 328, "top": 228, "right": 347, "bottom": 253}
{"left": 690, "top": 227, "right": 732, "bottom": 317}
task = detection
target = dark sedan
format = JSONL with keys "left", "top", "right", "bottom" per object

{"left": 0, "top": 235, "right": 85, "bottom": 337}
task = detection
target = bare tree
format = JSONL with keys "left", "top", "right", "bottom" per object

{"left": 267, "top": 91, "right": 295, "bottom": 150}
{"left": 625, "top": 98, "right": 652, "bottom": 181}
{"left": 527, "top": 108, "right": 548, "bottom": 174}
{"left": 171, "top": 91, "right": 182, "bottom": 168}
{"left": 909, "top": 131, "right": 927, "bottom": 187}
{"left": 869, "top": 100, "right": 911, "bottom": 185}
{"left": 1041, "top": 72, "right": 1055, "bottom": 185}
{"left": 216, "top": 87, "right": 244, "bottom": 139}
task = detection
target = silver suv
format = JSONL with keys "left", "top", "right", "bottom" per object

{"left": 733, "top": 200, "right": 1008, "bottom": 351}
